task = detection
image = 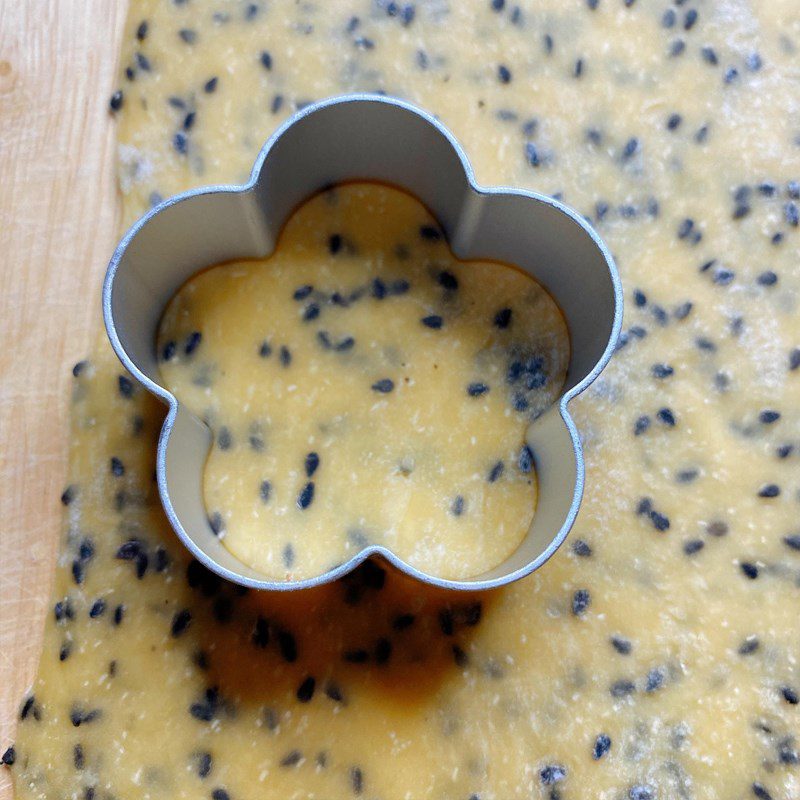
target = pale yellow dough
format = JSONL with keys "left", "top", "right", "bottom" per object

{"left": 157, "top": 183, "right": 568, "bottom": 581}
{"left": 8, "top": 1, "right": 800, "bottom": 800}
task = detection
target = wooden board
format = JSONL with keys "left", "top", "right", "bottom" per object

{"left": 0, "top": 3, "right": 128, "bottom": 797}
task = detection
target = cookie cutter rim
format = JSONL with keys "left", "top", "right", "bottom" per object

{"left": 103, "top": 93, "right": 622, "bottom": 592}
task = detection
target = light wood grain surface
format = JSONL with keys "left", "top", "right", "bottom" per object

{"left": 0, "top": 2, "right": 128, "bottom": 797}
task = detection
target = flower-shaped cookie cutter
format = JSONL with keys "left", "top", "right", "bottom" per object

{"left": 103, "top": 94, "right": 622, "bottom": 592}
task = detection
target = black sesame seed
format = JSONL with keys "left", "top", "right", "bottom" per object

{"left": 650, "top": 510, "right": 670, "bottom": 531}
{"left": 208, "top": 511, "right": 225, "bottom": 535}
{"left": 20, "top": 696, "right": 36, "bottom": 720}
{"left": 392, "top": 613, "right": 415, "bottom": 631}
{"left": 572, "top": 539, "right": 592, "bottom": 557}
{"left": 70, "top": 707, "right": 101, "bottom": 727}
{"left": 421, "top": 315, "right": 443, "bottom": 329}
{"left": 572, "top": 588, "right": 591, "bottom": 616}
{"left": 592, "top": 734, "right": 611, "bottom": 760}
{"left": 372, "top": 278, "right": 387, "bottom": 299}
{"left": 684, "top": 9, "right": 698, "bottom": 29}
{"left": 738, "top": 635, "right": 760, "bottom": 655}
{"left": 71, "top": 559, "right": 86, "bottom": 585}
{"left": 724, "top": 66, "right": 739, "bottom": 83}
{"left": 161, "top": 340, "right": 176, "bottom": 361}
{"left": 118, "top": 375, "right": 134, "bottom": 398}
{"left": 645, "top": 667, "right": 666, "bottom": 692}
{"left": 277, "top": 630, "right": 297, "bottom": 662}
{"left": 622, "top": 137, "right": 639, "bottom": 160}
{"left": 452, "top": 644, "right": 469, "bottom": 667}
{"left": 652, "top": 363, "right": 674, "bottom": 379}
{"left": 335, "top": 336, "right": 355, "bottom": 352}
{"left": 518, "top": 444, "right": 534, "bottom": 474}
{"left": 350, "top": 766, "right": 364, "bottom": 795}
{"left": 757, "top": 270, "right": 778, "bottom": 287}
{"left": 438, "top": 608, "right": 454, "bottom": 636}
{"left": 89, "top": 599, "right": 106, "bottom": 618}
{"left": 759, "top": 409, "right": 780, "bottom": 424}
{"left": 61, "top": 485, "right": 78, "bottom": 506}
{"left": 634, "top": 415, "right": 651, "bottom": 436}
{"left": 683, "top": 539, "right": 704, "bottom": 555}
{"left": 59, "top": 640, "right": 72, "bottom": 661}
{"left": 467, "top": 382, "right": 489, "bottom": 397}
{"left": 740, "top": 561, "right": 759, "bottom": 579}
{"left": 109, "top": 90, "right": 124, "bottom": 112}
{"left": 493, "top": 307, "right": 512, "bottom": 329}
{"left": 2, "top": 746, "right": 16, "bottom": 766}
{"left": 525, "top": 141, "right": 540, "bottom": 166}
{"left": 662, "top": 9, "right": 676, "bottom": 27}
{"left": 610, "top": 679, "right": 636, "bottom": 698}
{"left": 371, "top": 378, "right": 394, "bottom": 393}
{"left": 297, "top": 482, "right": 315, "bottom": 510}
{"left": 451, "top": 495, "right": 465, "bottom": 516}
{"left": 197, "top": 752, "right": 213, "bottom": 778}
{"left": 302, "top": 303, "right": 320, "bottom": 322}
{"left": 657, "top": 407, "right": 676, "bottom": 426}
{"left": 280, "top": 750, "right": 302, "bottom": 767}
{"left": 173, "top": 132, "right": 189, "bottom": 155}
{"left": 611, "top": 635, "right": 632, "bottom": 655}
{"left": 305, "top": 452, "right": 320, "bottom": 477}
{"left": 258, "top": 340, "right": 272, "bottom": 358}
{"left": 293, "top": 284, "right": 313, "bottom": 301}
{"left": 539, "top": 765, "right": 566, "bottom": 785}
{"left": 746, "top": 52, "right": 763, "bottom": 71}
{"left": 419, "top": 225, "right": 441, "bottom": 241}
{"left": 204, "top": 76, "right": 218, "bottom": 93}
{"left": 279, "top": 346, "right": 291, "bottom": 367}
{"left": 171, "top": 609, "right": 192, "bottom": 637}
{"left": 217, "top": 427, "right": 233, "bottom": 451}
{"left": 497, "top": 64, "right": 512, "bottom": 83}
{"left": 113, "top": 604, "right": 125, "bottom": 625}
{"left": 629, "top": 786, "right": 654, "bottom": 800}
{"left": 758, "top": 484, "right": 780, "bottom": 498}
{"left": 487, "top": 461, "right": 504, "bottom": 483}
{"left": 259, "top": 480, "right": 272, "bottom": 503}
{"left": 752, "top": 783, "right": 773, "bottom": 800}
{"left": 296, "top": 676, "right": 316, "bottom": 703}
{"left": 185, "top": 331, "right": 202, "bottom": 355}
{"left": 179, "top": 28, "right": 198, "bottom": 44}
{"left": 437, "top": 270, "right": 458, "bottom": 290}
{"left": 211, "top": 789, "right": 230, "bottom": 800}
{"left": 669, "top": 39, "right": 686, "bottom": 57}
{"left": 260, "top": 51, "right": 272, "bottom": 70}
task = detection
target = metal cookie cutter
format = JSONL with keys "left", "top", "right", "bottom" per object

{"left": 103, "top": 94, "right": 622, "bottom": 592}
